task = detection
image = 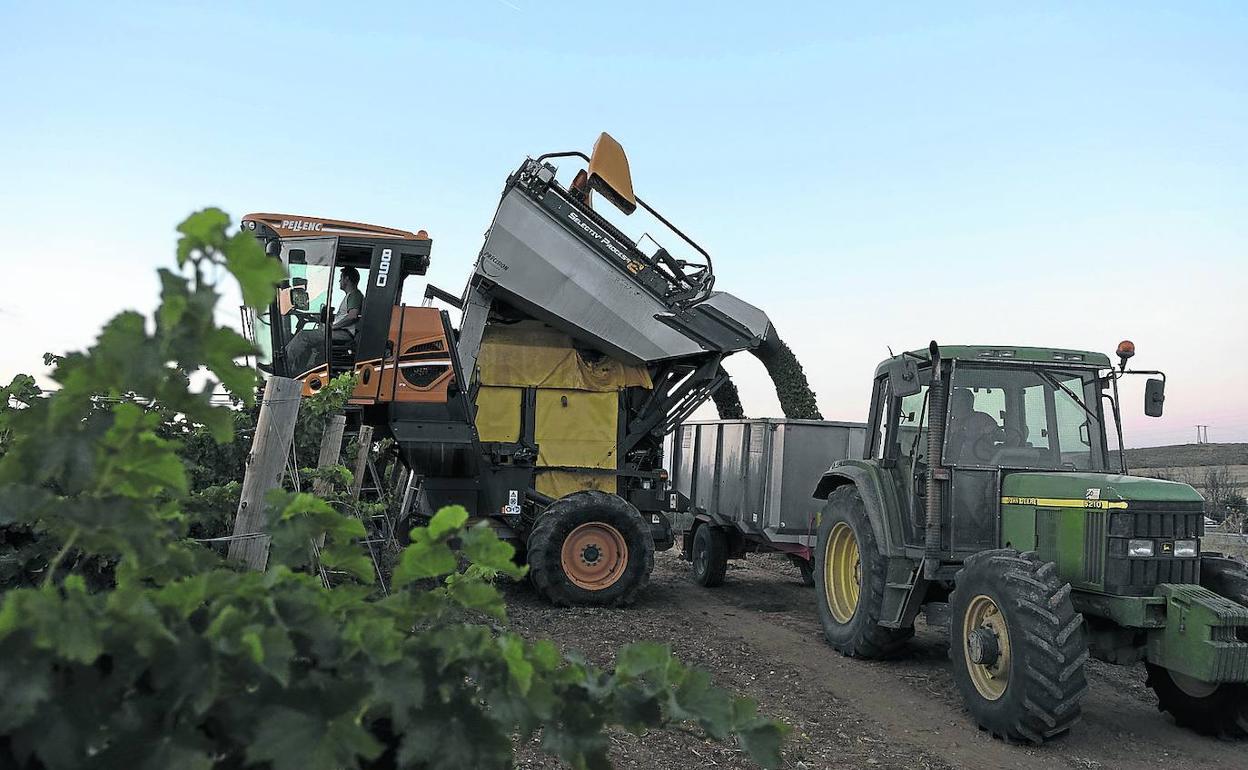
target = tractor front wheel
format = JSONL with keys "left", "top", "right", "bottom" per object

{"left": 1145, "top": 663, "right": 1248, "bottom": 738}
{"left": 1201, "top": 554, "right": 1248, "bottom": 608}
{"left": 527, "top": 491, "right": 654, "bottom": 607}
{"left": 813, "top": 485, "right": 912, "bottom": 659}
{"left": 949, "top": 549, "right": 1088, "bottom": 744}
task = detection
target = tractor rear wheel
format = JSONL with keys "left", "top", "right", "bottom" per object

{"left": 691, "top": 523, "right": 729, "bottom": 587}
{"left": 527, "top": 490, "right": 654, "bottom": 607}
{"left": 1145, "top": 663, "right": 1248, "bottom": 738}
{"left": 949, "top": 549, "right": 1088, "bottom": 744}
{"left": 813, "top": 485, "right": 912, "bottom": 659}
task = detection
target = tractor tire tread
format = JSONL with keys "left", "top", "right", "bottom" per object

{"left": 813, "top": 485, "right": 913, "bottom": 661}
{"left": 949, "top": 549, "right": 1088, "bottom": 745}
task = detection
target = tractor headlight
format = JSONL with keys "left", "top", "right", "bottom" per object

{"left": 1173, "top": 539, "right": 1198, "bottom": 558}
{"left": 1128, "top": 539, "right": 1154, "bottom": 557}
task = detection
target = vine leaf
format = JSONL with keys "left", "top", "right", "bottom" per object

{"left": 246, "top": 707, "right": 383, "bottom": 770}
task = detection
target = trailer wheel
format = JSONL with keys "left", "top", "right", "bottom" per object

{"left": 949, "top": 549, "right": 1088, "bottom": 744}
{"left": 1145, "top": 663, "right": 1248, "bottom": 738}
{"left": 788, "top": 554, "right": 815, "bottom": 586}
{"left": 814, "top": 485, "right": 912, "bottom": 658}
{"left": 691, "top": 524, "right": 729, "bottom": 587}
{"left": 527, "top": 491, "right": 653, "bottom": 607}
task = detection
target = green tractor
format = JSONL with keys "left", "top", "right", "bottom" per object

{"left": 813, "top": 341, "right": 1248, "bottom": 743}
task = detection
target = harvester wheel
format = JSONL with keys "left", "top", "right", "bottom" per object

{"left": 949, "top": 549, "right": 1088, "bottom": 744}
{"left": 813, "top": 485, "right": 912, "bottom": 659}
{"left": 691, "top": 523, "right": 729, "bottom": 587}
{"left": 1145, "top": 664, "right": 1248, "bottom": 738}
{"left": 527, "top": 491, "right": 653, "bottom": 607}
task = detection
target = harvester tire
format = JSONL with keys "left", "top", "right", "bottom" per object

{"left": 691, "top": 523, "right": 729, "bottom": 587}
{"left": 949, "top": 549, "right": 1088, "bottom": 745}
{"left": 527, "top": 491, "right": 653, "bottom": 607}
{"left": 1145, "top": 663, "right": 1248, "bottom": 738}
{"left": 813, "top": 485, "right": 913, "bottom": 659}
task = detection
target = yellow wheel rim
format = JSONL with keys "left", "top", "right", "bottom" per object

{"left": 963, "top": 594, "right": 1012, "bottom": 701}
{"left": 823, "top": 521, "right": 861, "bottom": 624}
{"left": 560, "top": 522, "right": 629, "bottom": 591}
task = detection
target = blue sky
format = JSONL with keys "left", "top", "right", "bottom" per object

{"left": 1, "top": 1, "right": 1245, "bottom": 446}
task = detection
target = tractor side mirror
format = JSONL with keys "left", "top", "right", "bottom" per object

{"left": 1144, "top": 378, "right": 1165, "bottom": 417}
{"left": 886, "top": 356, "right": 922, "bottom": 398}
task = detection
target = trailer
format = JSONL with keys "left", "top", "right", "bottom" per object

{"left": 669, "top": 418, "right": 867, "bottom": 586}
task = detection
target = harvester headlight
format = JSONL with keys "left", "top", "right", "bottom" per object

{"left": 1173, "top": 539, "right": 1198, "bottom": 558}
{"left": 1128, "top": 539, "right": 1154, "bottom": 557}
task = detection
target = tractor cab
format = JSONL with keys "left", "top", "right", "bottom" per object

{"left": 863, "top": 343, "right": 1174, "bottom": 562}
{"left": 241, "top": 213, "right": 432, "bottom": 385}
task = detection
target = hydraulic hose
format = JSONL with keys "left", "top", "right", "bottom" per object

{"left": 924, "top": 341, "right": 945, "bottom": 579}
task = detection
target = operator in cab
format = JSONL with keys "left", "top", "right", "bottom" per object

{"left": 946, "top": 388, "right": 1003, "bottom": 465}
{"left": 283, "top": 267, "right": 364, "bottom": 375}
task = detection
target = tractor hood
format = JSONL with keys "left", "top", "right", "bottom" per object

{"left": 1001, "top": 472, "right": 1204, "bottom": 507}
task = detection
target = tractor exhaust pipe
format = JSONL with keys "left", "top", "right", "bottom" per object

{"left": 923, "top": 341, "right": 945, "bottom": 580}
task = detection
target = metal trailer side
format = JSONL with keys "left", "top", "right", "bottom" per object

{"left": 669, "top": 419, "right": 867, "bottom": 552}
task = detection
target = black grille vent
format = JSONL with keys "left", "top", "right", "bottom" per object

{"left": 401, "top": 364, "right": 449, "bottom": 388}
{"left": 1127, "top": 557, "right": 1199, "bottom": 587}
{"left": 1104, "top": 501, "right": 1203, "bottom": 595}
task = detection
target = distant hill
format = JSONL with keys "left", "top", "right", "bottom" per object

{"left": 1112, "top": 443, "right": 1248, "bottom": 469}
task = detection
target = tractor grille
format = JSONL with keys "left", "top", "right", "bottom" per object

{"left": 1104, "top": 502, "right": 1204, "bottom": 595}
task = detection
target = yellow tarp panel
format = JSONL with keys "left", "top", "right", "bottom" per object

{"left": 477, "top": 321, "right": 652, "bottom": 392}
{"left": 534, "top": 389, "right": 618, "bottom": 470}
{"left": 536, "top": 469, "right": 617, "bottom": 497}
{"left": 474, "top": 386, "right": 521, "bottom": 443}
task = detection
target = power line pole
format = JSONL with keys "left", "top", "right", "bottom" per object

{"left": 1195, "top": 425, "right": 1209, "bottom": 444}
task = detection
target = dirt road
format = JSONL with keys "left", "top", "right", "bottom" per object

{"left": 506, "top": 551, "right": 1245, "bottom": 770}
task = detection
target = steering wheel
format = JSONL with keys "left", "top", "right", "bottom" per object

{"left": 1000, "top": 426, "right": 1026, "bottom": 448}
{"left": 969, "top": 426, "right": 1007, "bottom": 464}
{"left": 290, "top": 307, "right": 325, "bottom": 335}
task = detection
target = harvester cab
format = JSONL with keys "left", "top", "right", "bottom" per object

{"left": 813, "top": 343, "right": 1248, "bottom": 743}
{"left": 241, "top": 214, "right": 437, "bottom": 388}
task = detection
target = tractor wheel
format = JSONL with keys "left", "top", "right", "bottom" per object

{"left": 1200, "top": 555, "right": 1248, "bottom": 608}
{"left": 691, "top": 523, "right": 729, "bottom": 587}
{"left": 527, "top": 490, "right": 654, "bottom": 607}
{"left": 813, "top": 485, "right": 913, "bottom": 659}
{"left": 949, "top": 549, "right": 1089, "bottom": 744}
{"left": 1145, "top": 663, "right": 1248, "bottom": 738}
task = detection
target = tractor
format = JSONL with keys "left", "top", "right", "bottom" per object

{"left": 812, "top": 341, "right": 1248, "bottom": 742}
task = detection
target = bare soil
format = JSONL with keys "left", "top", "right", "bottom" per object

{"left": 506, "top": 550, "right": 1246, "bottom": 770}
